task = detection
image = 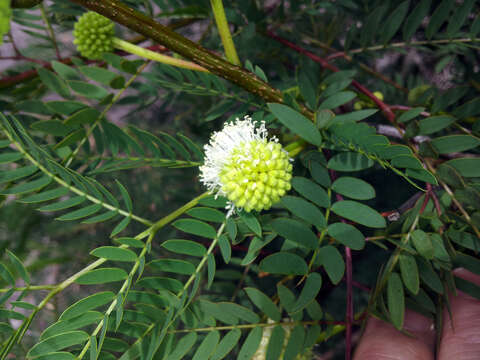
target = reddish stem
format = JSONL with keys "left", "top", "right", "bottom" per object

{"left": 344, "top": 246, "right": 353, "bottom": 360}
{"left": 328, "top": 167, "right": 353, "bottom": 360}
{"left": 266, "top": 31, "right": 397, "bottom": 125}
{"left": 352, "top": 280, "right": 371, "bottom": 293}
{"left": 0, "top": 55, "right": 49, "bottom": 66}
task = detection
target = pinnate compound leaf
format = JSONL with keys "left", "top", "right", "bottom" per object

{"left": 27, "top": 331, "right": 88, "bottom": 358}
{"left": 244, "top": 287, "right": 281, "bottom": 321}
{"left": 331, "top": 200, "right": 386, "bottom": 228}
{"left": 387, "top": 272, "right": 405, "bottom": 330}
{"left": 173, "top": 219, "right": 217, "bottom": 239}
{"left": 260, "top": 252, "right": 308, "bottom": 275}
{"left": 268, "top": 103, "right": 322, "bottom": 146}
{"left": 75, "top": 268, "right": 128, "bottom": 285}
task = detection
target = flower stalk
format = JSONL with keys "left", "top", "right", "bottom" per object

{"left": 210, "top": 0, "right": 241, "bottom": 65}
{"left": 112, "top": 37, "right": 208, "bottom": 72}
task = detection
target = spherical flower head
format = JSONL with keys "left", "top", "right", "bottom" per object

{"left": 73, "top": 11, "right": 115, "bottom": 60}
{"left": 200, "top": 116, "right": 292, "bottom": 215}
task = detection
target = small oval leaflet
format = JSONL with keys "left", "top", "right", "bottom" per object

{"left": 259, "top": 252, "right": 308, "bottom": 275}
{"left": 280, "top": 195, "right": 327, "bottom": 230}
{"left": 271, "top": 217, "right": 319, "bottom": 250}
{"left": 27, "top": 331, "right": 89, "bottom": 358}
{"left": 331, "top": 200, "right": 386, "bottom": 228}
{"left": 387, "top": 272, "right": 405, "bottom": 330}
{"left": 90, "top": 246, "right": 137, "bottom": 262}
{"left": 331, "top": 176, "right": 375, "bottom": 200}
{"left": 267, "top": 103, "right": 322, "bottom": 146}
{"left": 162, "top": 239, "right": 206, "bottom": 257}
{"left": 291, "top": 176, "right": 330, "bottom": 208}
{"left": 244, "top": 287, "right": 281, "bottom": 321}
{"left": 75, "top": 268, "right": 128, "bottom": 285}
{"left": 59, "top": 291, "right": 115, "bottom": 321}
{"left": 173, "top": 218, "right": 217, "bottom": 239}
{"left": 317, "top": 245, "right": 345, "bottom": 284}
{"left": 327, "top": 222, "right": 365, "bottom": 250}
{"left": 327, "top": 152, "right": 374, "bottom": 171}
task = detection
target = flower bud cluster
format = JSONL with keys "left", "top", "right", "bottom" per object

{"left": 220, "top": 140, "right": 292, "bottom": 212}
{"left": 73, "top": 12, "right": 114, "bottom": 60}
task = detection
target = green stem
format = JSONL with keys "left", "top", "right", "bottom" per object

{"left": 77, "top": 231, "right": 157, "bottom": 359}
{"left": 112, "top": 38, "right": 208, "bottom": 72}
{"left": 0, "top": 285, "right": 56, "bottom": 293}
{"left": 210, "top": 0, "right": 241, "bottom": 65}
{"left": 39, "top": 3, "right": 61, "bottom": 59}
{"left": 68, "top": 0, "right": 284, "bottom": 104}
{"left": 347, "top": 37, "right": 480, "bottom": 55}
{"left": 136, "top": 191, "right": 210, "bottom": 240}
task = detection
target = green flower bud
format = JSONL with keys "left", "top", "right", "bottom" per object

{"left": 73, "top": 11, "right": 115, "bottom": 60}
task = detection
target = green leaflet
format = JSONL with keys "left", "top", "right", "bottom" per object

{"left": 331, "top": 200, "right": 386, "bottom": 228}
{"left": 268, "top": 103, "right": 322, "bottom": 146}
